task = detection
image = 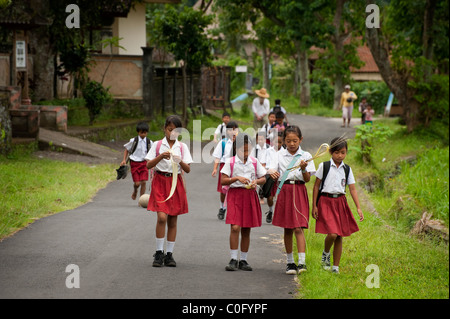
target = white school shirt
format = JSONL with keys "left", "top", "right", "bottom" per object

{"left": 124, "top": 136, "right": 151, "bottom": 162}
{"left": 145, "top": 137, "right": 193, "bottom": 173}
{"left": 212, "top": 138, "right": 234, "bottom": 163}
{"left": 249, "top": 143, "right": 269, "bottom": 164}
{"left": 214, "top": 122, "right": 226, "bottom": 139}
{"left": 220, "top": 156, "right": 267, "bottom": 188}
{"left": 271, "top": 146, "right": 316, "bottom": 182}
{"left": 252, "top": 98, "right": 270, "bottom": 117}
{"left": 264, "top": 146, "right": 279, "bottom": 170}
{"left": 315, "top": 159, "right": 355, "bottom": 194}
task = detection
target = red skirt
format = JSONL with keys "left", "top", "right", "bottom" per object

{"left": 273, "top": 183, "right": 309, "bottom": 229}
{"left": 226, "top": 188, "right": 262, "bottom": 228}
{"left": 130, "top": 160, "right": 149, "bottom": 182}
{"left": 270, "top": 181, "right": 278, "bottom": 198}
{"left": 216, "top": 163, "right": 226, "bottom": 194}
{"left": 315, "top": 195, "right": 359, "bottom": 237}
{"left": 147, "top": 172, "right": 188, "bottom": 216}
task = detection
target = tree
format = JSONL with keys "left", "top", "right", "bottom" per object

{"left": 364, "top": 0, "right": 449, "bottom": 132}
{"left": 154, "top": 5, "right": 214, "bottom": 126}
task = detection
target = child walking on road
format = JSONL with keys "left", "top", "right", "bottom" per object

{"left": 145, "top": 115, "right": 193, "bottom": 268}
{"left": 220, "top": 133, "right": 267, "bottom": 271}
{"left": 121, "top": 122, "right": 153, "bottom": 202}
{"left": 212, "top": 121, "right": 239, "bottom": 220}
{"left": 312, "top": 137, "right": 364, "bottom": 274}
{"left": 268, "top": 126, "right": 315, "bottom": 275}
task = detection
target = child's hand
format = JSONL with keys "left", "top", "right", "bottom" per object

{"left": 120, "top": 160, "right": 126, "bottom": 166}
{"left": 172, "top": 155, "right": 182, "bottom": 164}
{"left": 357, "top": 208, "right": 364, "bottom": 221}
{"left": 312, "top": 207, "right": 319, "bottom": 219}
{"left": 248, "top": 180, "right": 257, "bottom": 189}
{"left": 160, "top": 151, "right": 171, "bottom": 160}
{"left": 299, "top": 160, "right": 307, "bottom": 171}
{"left": 270, "top": 171, "right": 280, "bottom": 180}
{"left": 236, "top": 176, "right": 250, "bottom": 185}
{"left": 211, "top": 169, "right": 217, "bottom": 177}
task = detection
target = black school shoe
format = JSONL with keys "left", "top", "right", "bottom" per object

{"left": 218, "top": 208, "right": 226, "bottom": 220}
{"left": 238, "top": 260, "right": 253, "bottom": 271}
{"left": 152, "top": 250, "right": 165, "bottom": 267}
{"left": 265, "top": 211, "right": 273, "bottom": 223}
{"left": 225, "top": 259, "right": 238, "bottom": 271}
{"left": 286, "top": 263, "right": 298, "bottom": 275}
{"left": 164, "top": 252, "right": 177, "bottom": 267}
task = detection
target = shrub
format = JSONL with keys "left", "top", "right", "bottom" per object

{"left": 82, "top": 80, "right": 112, "bottom": 125}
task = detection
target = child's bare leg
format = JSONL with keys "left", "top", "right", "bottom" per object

{"left": 156, "top": 212, "right": 168, "bottom": 239}
{"left": 240, "top": 228, "right": 251, "bottom": 253}
{"left": 333, "top": 236, "right": 343, "bottom": 266}
{"left": 220, "top": 193, "right": 226, "bottom": 206}
{"left": 140, "top": 181, "right": 146, "bottom": 197}
{"left": 132, "top": 182, "right": 140, "bottom": 200}
{"left": 267, "top": 196, "right": 273, "bottom": 207}
{"left": 284, "top": 228, "right": 294, "bottom": 254}
{"left": 324, "top": 233, "right": 338, "bottom": 253}
{"left": 167, "top": 215, "right": 178, "bottom": 242}
{"left": 229, "top": 224, "right": 240, "bottom": 250}
{"left": 294, "top": 228, "right": 306, "bottom": 253}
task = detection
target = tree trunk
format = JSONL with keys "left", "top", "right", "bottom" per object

{"left": 333, "top": 73, "right": 343, "bottom": 110}
{"left": 332, "top": 0, "right": 346, "bottom": 110}
{"left": 299, "top": 49, "right": 310, "bottom": 107}
{"left": 28, "top": 25, "right": 55, "bottom": 101}
{"left": 261, "top": 47, "right": 270, "bottom": 90}
{"left": 182, "top": 63, "right": 188, "bottom": 127}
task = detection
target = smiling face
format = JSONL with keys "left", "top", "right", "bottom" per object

{"left": 284, "top": 132, "right": 302, "bottom": 155}
{"left": 164, "top": 122, "right": 178, "bottom": 142}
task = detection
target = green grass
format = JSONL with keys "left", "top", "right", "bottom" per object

{"left": 0, "top": 146, "right": 115, "bottom": 240}
{"left": 291, "top": 117, "right": 449, "bottom": 299}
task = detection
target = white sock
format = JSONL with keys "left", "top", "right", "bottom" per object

{"left": 332, "top": 265, "right": 339, "bottom": 271}
{"left": 230, "top": 249, "right": 238, "bottom": 260}
{"left": 240, "top": 251, "right": 248, "bottom": 261}
{"left": 298, "top": 252, "right": 306, "bottom": 265}
{"left": 323, "top": 250, "right": 330, "bottom": 257}
{"left": 269, "top": 206, "right": 273, "bottom": 212}
{"left": 156, "top": 237, "right": 165, "bottom": 251}
{"left": 166, "top": 241, "right": 175, "bottom": 253}
{"left": 286, "top": 253, "right": 294, "bottom": 264}
{"left": 220, "top": 201, "right": 224, "bottom": 209}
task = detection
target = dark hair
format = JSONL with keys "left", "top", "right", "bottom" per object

{"left": 255, "top": 130, "right": 266, "bottom": 140}
{"left": 136, "top": 121, "right": 149, "bottom": 132}
{"left": 226, "top": 121, "right": 239, "bottom": 129}
{"left": 283, "top": 125, "right": 302, "bottom": 140}
{"left": 222, "top": 111, "right": 231, "bottom": 118}
{"left": 165, "top": 115, "right": 182, "bottom": 128}
{"left": 275, "top": 111, "right": 285, "bottom": 119}
{"left": 329, "top": 137, "right": 348, "bottom": 153}
{"left": 275, "top": 99, "right": 281, "bottom": 105}
{"left": 235, "top": 133, "right": 253, "bottom": 152}
{"left": 268, "top": 111, "right": 276, "bottom": 117}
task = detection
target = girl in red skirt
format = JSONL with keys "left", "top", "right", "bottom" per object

{"left": 211, "top": 121, "right": 239, "bottom": 220}
{"left": 220, "top": 133, "right": 267, "bottom": 271}
{"left": 268, "top": 126, "right": 316, "bottom": 275}
{"left": 312, "top": 137, "right": 364, "bottom": 274}
{"left": 145, "top": 115, "right": 193, "bottom": 268}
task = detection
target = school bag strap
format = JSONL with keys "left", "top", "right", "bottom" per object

{"left": 155, "top": 139, "right": 184, "bottom": 158}
{"left": 316, "top": 161, "right": 350, "bottom": 205}
{"left": 127, "top": 136, "right": 153, "bottom": 164}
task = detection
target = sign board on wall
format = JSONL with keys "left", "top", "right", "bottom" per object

{"left": 235, "top": 65, "right": 247, "bottom": 73}
{"left": 16, "top": 41, "right": 26, "bottom": 69}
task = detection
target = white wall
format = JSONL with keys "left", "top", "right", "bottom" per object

{"left": 115, "top": 4, "right": 147, "bottom": 56}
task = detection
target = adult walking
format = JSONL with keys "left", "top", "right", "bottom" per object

{"left": 252, "top": 88, "right": 270, "bottom": 130}
{"left": 339, "top": 84, "right": 357, "bottom": 128}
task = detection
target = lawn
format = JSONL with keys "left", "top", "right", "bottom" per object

{"left": 0, "top": 146, "right": 115, "bottom": 240}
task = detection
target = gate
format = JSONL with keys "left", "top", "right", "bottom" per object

{"left": 201, "top": 66, "right": 231, "bottom": 111}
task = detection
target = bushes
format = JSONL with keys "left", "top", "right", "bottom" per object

{"left": 82, "top": 80, "right": 112, "bottom": 125}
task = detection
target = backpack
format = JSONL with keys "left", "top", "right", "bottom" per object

{"left": 127, "top": 136, "right": 152, "bottom": 164}
{"left": 222, "top": 156, "right": 258, "bottom": 193}
{"left": 316, "top": 161, "right": 350, "bottom": 205}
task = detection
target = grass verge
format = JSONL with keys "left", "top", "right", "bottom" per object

{"left": 0, "top": 146, "right": 115, "bottom": 240}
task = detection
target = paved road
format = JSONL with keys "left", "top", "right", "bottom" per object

{"left": 0, "top": 114, "right": 355, "bottom": 299}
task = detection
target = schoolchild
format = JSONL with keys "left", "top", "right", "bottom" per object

{"left": 220, "top": 133, "right": 267, "bottom": 271}
{"left": 212, "top": 121, "right": 239, "bottom": 220}
{"left": 268, "top": 126, "right": 315, "bottom": 274}
{"left": 214, "top": 112, "right": 231, "bottom": 143}
{"left": 271, "top": 111, "right": 289, "bottom": 133}
{"left": 262, "top": 111, "right": 276, "bottom": 144}
{"left": 145, "top": 115, "right": 193, "bottom": 267}
{"left": 312, "top": 137, "right": 364, "bottom": 274}
{"left": 121, "top": 121, "right": 153, "bottom": 202}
